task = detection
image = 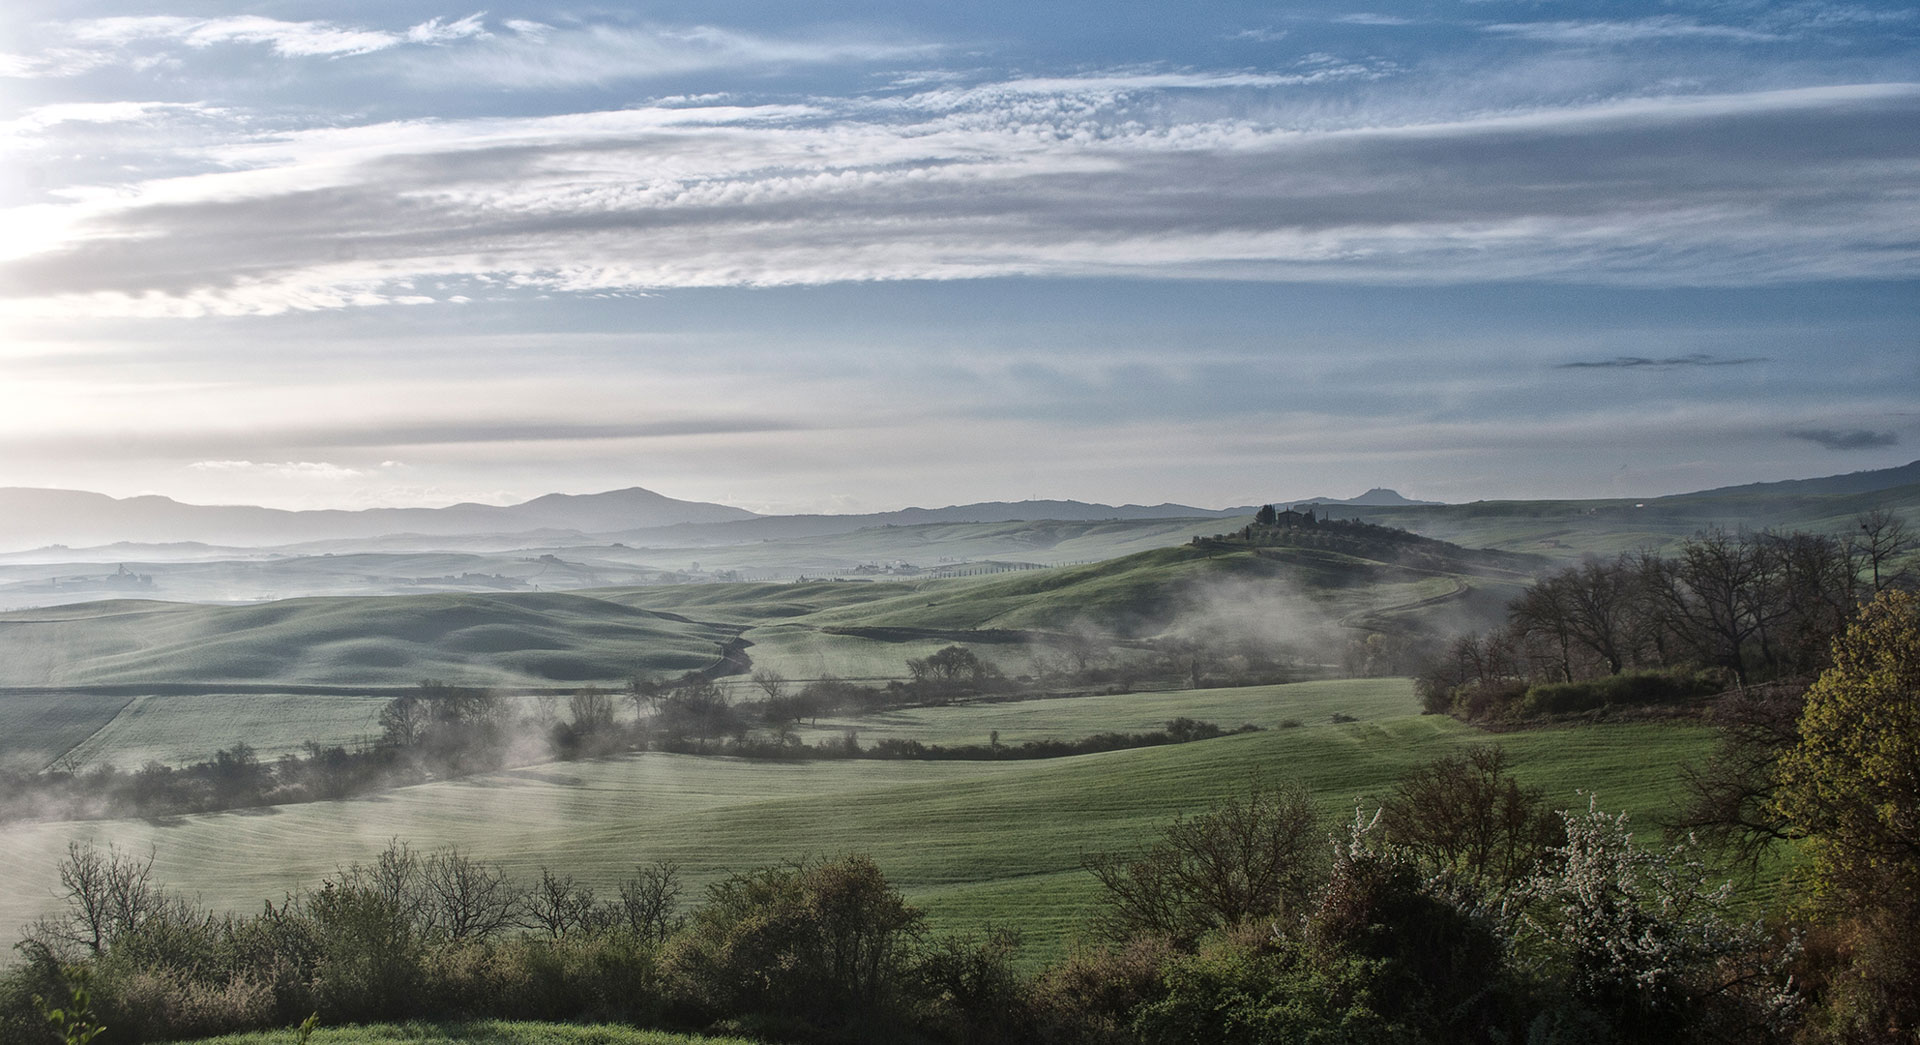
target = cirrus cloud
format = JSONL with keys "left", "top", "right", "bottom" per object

{"left": 0, "top": 80, "right": 1914, "bottom": 317}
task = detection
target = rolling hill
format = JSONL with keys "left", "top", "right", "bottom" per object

{"left": 0, "top": 679, "right": 1717, "bottom": 965}
{"left": 0, "top": 591, "right": 734, "bottom": 689}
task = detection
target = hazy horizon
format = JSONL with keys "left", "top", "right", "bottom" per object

{"left": 3, "top": 0, "right": 1914, "bottom": 515}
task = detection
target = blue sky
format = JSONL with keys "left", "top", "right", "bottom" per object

{"left": 0, "top": 0, "right": 1914, "bottom": 513}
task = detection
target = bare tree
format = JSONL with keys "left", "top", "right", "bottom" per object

{"left": 567, "top": 687, "right": 616, "bottom": 735}
{"left": 1671, "top": 680, "right": 1808, "bottom": 872}
{"left": 656, "top": 676, "right": 735, "bottom": 747}
{"left": 614, "top": 860, "right": 683, "bottom": 945}
{"left": 377, "top": 691, "right": 432, "bottom": 748}
{"left": 420, "top": 847, "right": 522, "bottom": 942}
{"left": 752, "top": 669, "right": 789, "bottom": 702}
{"left": 1853, "top": 509, "right": 1914, "bottom": 593}
{"left": 525, "top": 868, "right": 600, "bottom": 938}
{"left": 31, "top": 842, "right": 163, "bottom": 956}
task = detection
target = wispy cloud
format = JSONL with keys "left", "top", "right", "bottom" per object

{"left": 401, "top": 22, "right": 938, "bottom": 88}
{"left": 1331, "top": 14, "right": 1420, "bottom": 27}
{"left": 1483, "top": 17, "right": 1786, "bottom": 46}
{"left": 1558, "top": 353, "right": 1770, "bottom": 370}
{"left": 0, "top": 101, "right": 215, "bottom": 143}
{"left": 59, "top": 13, "right": 481, "bottom": 58}
{"left": 189, "top": 460, "right": 365, "bottom": 479}
{"left": 1788, "top": 428, "right": 1899, "bottom": 450}
{"left": 0, "top": 75, "right": 1914, "bottom": 317}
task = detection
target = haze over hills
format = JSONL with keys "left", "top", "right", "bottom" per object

{"left": 0, "top": 488, "right": 1261, "bottom": 554}
{"left": 3, "top": 461, "right": 1916, "bottom": 565}
{"left": 1286, "top": 488, "right": 1444, "bottom": 508}
{"left": 0, "top": 486, "right": 757, "bottom": 552}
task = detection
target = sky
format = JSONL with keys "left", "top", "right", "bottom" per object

{"left": 0, "top": 0, "right": 1914, "bottom": 515}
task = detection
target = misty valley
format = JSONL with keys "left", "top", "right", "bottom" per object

{"left": 0, "top": 464, "right": 1915, "bottom": 1044}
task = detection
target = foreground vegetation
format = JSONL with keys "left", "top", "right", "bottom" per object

{"left": 172, "top": 1021, "right": 757, "bottom": 1045}
{"left": 2, "top": 503, "right": 1912, "bottom": 1043}
{"left": 6, "top": 637, "right": 1908, "bottom": 1045}
{"left": 0, "top": 680, "right": 1717, "bottom": 974}
{"left": 0, "top": 764, "right": 1786, "bottom": 1045}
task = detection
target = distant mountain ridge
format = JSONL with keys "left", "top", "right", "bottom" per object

{"left": 1658, "top": 460, "right": 1920, "bottom": 501}
{"left": 0, "top": 486, "right": 756, "bottom": 551}
{"left": 5, "top": 461, "right": 1912, "bottom": 553}
{"left": 1286, "top": 488, "right": 1441, "bottom": 508}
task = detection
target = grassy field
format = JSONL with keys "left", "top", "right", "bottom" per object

{"left": 0, "top": 593, "right": 732, "bottom": 689}
{"left": 0, "top": 680, "right": 1719, "bottom": 966}
{"left": 787, "top": 678, "right": 1412, "bottom": 746}
{"left": 0, "top": 533, "right": 1538, "bottom": 776}
{"left": 0, "top": 690, "right": 133, "bottom": 771}
{"left": 62, "top": 692, "right": 389, "bottom": 769}
{"left": 1349, "top": 482, "right": 1920, "bottom": 560}
{"left": 166, "top": 1019, "right": 756, "bottom": 1045}
{"left": 725, "top": 622, "right": 1010, "bottom": 683}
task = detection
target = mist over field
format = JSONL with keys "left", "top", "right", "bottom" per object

{"left": 1, "top": 0, "right": 1916, "bottom": 1041}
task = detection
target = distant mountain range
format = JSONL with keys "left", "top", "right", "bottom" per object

{"left": 0, "top": 486, "right": 753, "bottom": 551}
{"left": 2, "top": 463, "right": 1914, "bottom": 553}
{"left": 1287, "top": 488, "right": 1442, "bottom": 509}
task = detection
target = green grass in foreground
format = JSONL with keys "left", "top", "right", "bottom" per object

{"left": 0, "top": 679, "right": 1723, "bottom": 966}
{"left": 166, "top": 1019, "right": 755, "bottom": 1045}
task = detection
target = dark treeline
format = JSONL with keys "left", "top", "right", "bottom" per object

{"left": 2, "top": 665, "right": 1255, "bottom": 825}
{"left": 1416, "top": 512, "right": 1914, "bottom": 722}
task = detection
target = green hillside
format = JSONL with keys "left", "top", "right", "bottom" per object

{"left": 0, "top": 528, "right": 1539, "bottom": 770}
{"left": 780, "top": 537, "right": 1533, "bottom": 638}
{"left": 0, "top": 680, "right": 1718, "bottom": 966}
{"left": 0, "top": 592, "right": 733, "bottom": 689}
{"left": 1345, "top": 482, "right": 1920, "bottom": 559}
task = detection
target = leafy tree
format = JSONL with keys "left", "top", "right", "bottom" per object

{"left": 1131, "top": 926, "right": 1398, "bottom": 1045}
{"left": 907, "top": 645, "right": 992, "bottom": 695}
{"left": 35, "top": 967, "right": 106, "bottom": 1045}
{"left": 1773, "top": 589, "right": 1920, "bottom": 1037}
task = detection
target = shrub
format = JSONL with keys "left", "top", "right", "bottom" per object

{"left": 1308, "top": 812, "right": 1511, "bottom": 1041}
{"left": 1130, "top": 925, "right": 1399, "bottom": 1045}
{"left": 1515, "top": 800, "right": 1795, "bottom": 1043}
{"left": 663, "top": 855, "right": 924, "bottom": 1038}
{"left": 305, "top": 878, "right": 425, "bottom": 1022}
{"left": 1085, "top": 779, "right": 1323, "bottom": 946}
{"left": 1520, "top": 670, "right": 1719, "bottom": 717}
{"left": 1028, "top": 937, "right": 1175, "bottom": 1045}
{"left": 915, "top": 927, "right": 1028, "bottom": 1044}
{"left": 450, "top": 933, "right": 664, "bottom": 1022}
